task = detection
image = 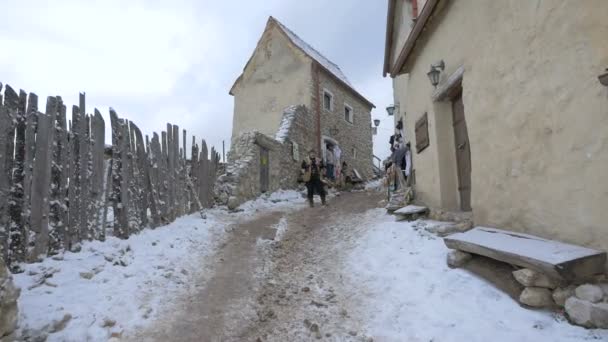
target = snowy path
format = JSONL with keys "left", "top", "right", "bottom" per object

{"left": 13, "top": 188, "right": 608, "bottom": 341}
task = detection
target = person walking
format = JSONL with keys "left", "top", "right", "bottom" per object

{"left": 302, "top": 150, "right": 327, "bottom": 207}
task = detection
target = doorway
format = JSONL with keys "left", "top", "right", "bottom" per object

{"left": 321, "top": 136, "right": 340, "bottom": 181}
{"left": 260, "top": 147, "right": 269, "bottom": 193}
{"left": 451, "top": 93, "right": 471, "bottom": 211}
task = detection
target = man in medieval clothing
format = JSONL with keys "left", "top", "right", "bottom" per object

{"left": 302, "top": 150, "right": 327, "bottom": 207}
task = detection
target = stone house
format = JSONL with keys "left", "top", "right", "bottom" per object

{"left": 229, "top": 16, "right": 375, "bottom": 183}
{"left": 383, "top": 1, "right": 608, "bottom": 251}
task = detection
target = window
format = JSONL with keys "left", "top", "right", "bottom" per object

{"left": 344, "top": 104, "right": 353, "bottom": 123}
{"left": 352, "top": 148, "right": 357, "bottom": 159}
{"left": 415, "top": 113, "right": 429, "bottom": 153}
{"left": 323, "top": 89, "right": 333, "bottom": 111}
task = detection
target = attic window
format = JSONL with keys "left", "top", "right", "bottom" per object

{"left": 344, "top": 104, "right": 354, "bottom": 123}
{"left": 323, "top": 89, "right": 334, "bottom": 111}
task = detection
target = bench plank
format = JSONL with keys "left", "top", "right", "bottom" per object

{"left": 444, "top": 227, "right": 606, "bottom": 281}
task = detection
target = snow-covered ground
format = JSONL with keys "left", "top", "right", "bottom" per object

{"left": 346, "top": 208, "right": 608, "bottom": 342}
{"left": 13, "top": 189, "right": 305, "bottom": 341}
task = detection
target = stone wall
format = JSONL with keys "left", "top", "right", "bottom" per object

{"left": 390, "top": 0, "right": 608, "bottom": 251}
{"left": 0, "top": 257, "right": 19, "bottom": 339}
{"left": 314, "top": 68, "right": 374, "bottom": 180}
{"left": 216, "top": 105, "right": 315, "bottom": 209}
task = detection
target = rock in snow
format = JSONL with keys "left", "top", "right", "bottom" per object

{"left": 446, "top": 250, "right": 472, "bottom": 268}
{"left": 0, "top": 258, "right": 20, "bottom": 338}
{"left": 575, "top": 284, "right": 604, "bottom": 303}
{"left": 566, "top": 297, "right": 594, "bottom": 327}
{"left": 519, "top": 287, "right": 554, "bottom": 307}
{"left": 512, "top": 268, "right": 558, "bottom": 289}
{"left": 553, "top": 286, "right": 576, "bottom": 307}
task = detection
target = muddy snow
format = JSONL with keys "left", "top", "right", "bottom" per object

{"left": 13, "top": 188, "right": 608, "bottom": 341}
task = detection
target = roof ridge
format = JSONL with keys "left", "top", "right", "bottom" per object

{"left": 270, "top": 17, "right": 343, "bottom": 71}
{"left": 269, "top": 16, "right": 352, "bottom": 86}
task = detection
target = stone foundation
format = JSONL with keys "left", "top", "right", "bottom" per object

{"left": 216, "top": 105, "right": 315, "bottom": 209}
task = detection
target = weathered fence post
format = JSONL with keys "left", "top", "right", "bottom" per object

{"left": 0, "top": 85, "right": 17, "bottom": 262}
{"left": 28, "top": 97, "right": 57, "bottom": 261}
{"left": 48, "top": 96, "right": 68, "bottom": 254}
{"left": 90, "top": 109, "right": 105, "bottom": 239}
{"left": 109, "top": 109, "right": 129, "bottom": 238}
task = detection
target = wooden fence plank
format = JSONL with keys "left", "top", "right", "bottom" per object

{"left": 78, "top": 94, "right": 92, "bottom": 241}
{"left": 130, "top": 121, "right": 148, "bottom": 229}
{"left": 28, "top": 97, "right": 57, "bottom": 261}
{"left": 109, "top": 109, "right": 129, "bottom": 238}
{"left": 48, "top": 96, "right": 68, "bottom": 255}
{"left": 199, "top": 140, "right": 209, "bottom": 208}
{"left": 7, "top": 89, "right": 27, "bottom": 265}
{"left": 90, "top": 110, "right": 105, "bottom": 239}
{"left": 21, "top": 93, "right": 38, "bottom": 262}
{"left": 147, "top": 133, "right": 162, "bottom": 227}
{"left": 0, "top": 86, "right": 18, "bottom": 262}
{"left": 0, "top": 105, "right": 13, "bottom": 261}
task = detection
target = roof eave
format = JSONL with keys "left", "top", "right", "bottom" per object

{"left": 315, "top": 62, "right": 375, "bottom": 109}
{"left": 389, "top": 0, "right": 440, "bottom": 77}
{"left": 383, "top": 0, "right": 396, "bottom": 77}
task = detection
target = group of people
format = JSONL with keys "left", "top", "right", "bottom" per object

{"left": 385, "top": 129, "right": 412, "bottom": 190}
{"left": 300, "top": 144, "right": 348, "bottom": 207}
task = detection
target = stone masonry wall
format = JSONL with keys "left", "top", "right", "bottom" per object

{"left": 313, "top": 68, "right": 374, "bottom": 180}
{"left": 216, "top": 105, "right": 314, "bottom": 209}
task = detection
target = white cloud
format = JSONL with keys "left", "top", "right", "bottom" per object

{"left": 0, "top": 0, "right": 393, "bottom": 161}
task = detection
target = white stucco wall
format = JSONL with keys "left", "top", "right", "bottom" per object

{"left": 389, "top": 0, "right": 415, "bottom": 68}
{"left": 231, "top": 25, "right": 312, "bottom": 140}
{"left": 392, "top": 0, "right": 608, "bottom": 250}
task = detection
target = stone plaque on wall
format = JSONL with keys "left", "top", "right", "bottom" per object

{"left": 292, "top": 141, "right": 299, "bottom": 161}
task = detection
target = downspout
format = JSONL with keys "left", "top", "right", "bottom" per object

{"left": 313, "top": 63, "right": 322, "bottom": 154}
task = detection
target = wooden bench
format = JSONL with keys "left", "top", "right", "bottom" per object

{"left": 444, "top": 227, "right": 606, "bottom": 281}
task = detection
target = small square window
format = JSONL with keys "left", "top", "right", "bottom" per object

{"left": 344, "top": 104, "right": 353, "bottom": 123}
{"left": 323, "top": 90, "right": 333, "bottom": 111}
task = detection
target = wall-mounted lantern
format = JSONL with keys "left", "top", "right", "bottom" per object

{"left": 599, "top": 68, "right": 608, "bottom": 87}
{"left": 427, "top": 60, "right": 445, "bottom": 88}
{"left": 386, "top": 103, "right": 399, "bottom": 116}
{"left": 373, "top": 119, "right": 381, "bottom": 127}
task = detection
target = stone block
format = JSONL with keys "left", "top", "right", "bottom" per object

{"left": 519, "top": 287, "right": 554, "bottom": 307}
{"left": 566, "top": 297, "right": 593, "bottom": 327}
{"left": 575, "top": 284, "right": 604, "bottom": 303}
{"left": 512, "top": 268, "right": 558, "bottom": 289}
{"left": 553, "top": 286, "right": 576, "bottom": 307}
{"left": 592, "top": 302, "right": 608, "bottom": 329}
{"left": 446, "top": 250, "right": 472, "bottom": 268}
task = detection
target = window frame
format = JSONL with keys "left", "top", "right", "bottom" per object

{"left": 344, "top": 103, "right": 354, "bottom": 124}
{"left": 322, "top": 88, "right": 334, "bottom": 112}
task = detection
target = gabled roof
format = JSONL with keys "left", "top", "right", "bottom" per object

{"left": 230, "top": 16, "right": 375, "bottom": 108}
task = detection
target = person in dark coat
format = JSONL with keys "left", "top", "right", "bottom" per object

{"left": 301, "top": 150, "right": 326, "bottom": 207}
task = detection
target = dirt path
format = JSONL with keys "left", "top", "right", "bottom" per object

{"left": 129, "top": 190, "right": 383, "bottom": 342}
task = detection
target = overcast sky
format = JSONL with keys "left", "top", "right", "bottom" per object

{"left": 0, "top": 0, "right": 394, "bottom": 160}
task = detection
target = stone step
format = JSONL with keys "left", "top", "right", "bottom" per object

{"left": 444, "top": 227, "right": 606, "bottom": 281}
{"left": 393, "top": 205, "right": 428, "bottom": 221}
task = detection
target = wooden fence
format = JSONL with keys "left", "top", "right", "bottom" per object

{"left": 0, "top": 83, "right": 220, "bottom": 270}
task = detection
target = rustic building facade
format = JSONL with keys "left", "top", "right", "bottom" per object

{"left": 229, "top": 16, "right": 375, "bottom": 184}
{"left": 384, "top": 0, "right": 608, "bottom": 251}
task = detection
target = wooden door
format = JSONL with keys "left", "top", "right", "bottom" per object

{"left": 452, "top": 93, "right": 472, "bottom": 211}
{"left": 260, "top": 147, "right": 269, "bottom": 193}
